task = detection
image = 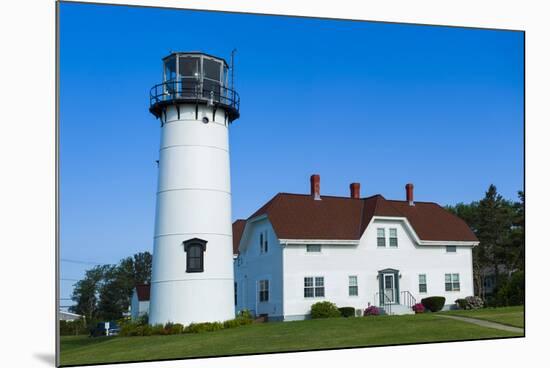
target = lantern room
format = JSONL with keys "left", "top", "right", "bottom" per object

{"left": 149, "top": 52, "right": 240, "bottom": 121}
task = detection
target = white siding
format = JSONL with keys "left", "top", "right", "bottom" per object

{"left": 130, "top": 289, "right": 150, "bottom": 320}
{"left": 282, "top": 218, "right": 474, "bottom": 318}
{"left": 234, "top": 218, "right": 284, "bottom": 319}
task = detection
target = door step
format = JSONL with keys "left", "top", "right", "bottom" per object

{"left": 381, "top": 304, "right": 415, "bottom": 316}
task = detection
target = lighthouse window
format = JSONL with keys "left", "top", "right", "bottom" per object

{"left": 204, "top": 58, "right": 222, "bottom": 81}
{"left": 164, "top": 57, "right": 177, "bottom": 82}
{"left": 183, "top": 238, "right": 207, "bottom": 273}
{"left": 164, "top": 57, "right": 177, "bottom": 95}
{"left": 178, "top": 56, "right": 200, "bottom": 78}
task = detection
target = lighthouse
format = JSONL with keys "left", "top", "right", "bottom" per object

{"left": 147, "top": 52, "right": 240, "bottom": 325}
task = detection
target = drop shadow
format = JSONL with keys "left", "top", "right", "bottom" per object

{"left": 34, "top": 352, "right": 56, "bottom": 366}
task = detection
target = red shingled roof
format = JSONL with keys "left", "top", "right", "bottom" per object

{"left": 232, "top": 219, "right": 246, "bottom": 255}
{"left": 135, "top": 284, "right": 150, "bottom": 301}
{"left": 231, "top": 193, "right": 477, "bottom": 249}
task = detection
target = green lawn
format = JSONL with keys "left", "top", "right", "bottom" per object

{"left": 442, "top": 305, "right": 524, "bottom": 328}
{"left": 60, "top": 311, "right": 522, "bottom": 366}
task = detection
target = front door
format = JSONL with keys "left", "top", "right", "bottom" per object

{"left": 383, "top": 274, "right": 395, "bottom": 304}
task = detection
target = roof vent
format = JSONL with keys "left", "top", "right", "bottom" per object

{"left": 310, "top": 174, "right": 321, "bottom": 200}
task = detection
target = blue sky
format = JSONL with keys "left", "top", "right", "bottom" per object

{"left": 59, "top": 3, "right": 524, "bottom": 305}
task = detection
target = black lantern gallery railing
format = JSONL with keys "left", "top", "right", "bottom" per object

{"left": 149, "top": 79, "right": 240, "bottom": 121}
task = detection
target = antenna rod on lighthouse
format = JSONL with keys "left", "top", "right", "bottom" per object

{"left": 231, "top": 48, "right": 237, "bottom": 91}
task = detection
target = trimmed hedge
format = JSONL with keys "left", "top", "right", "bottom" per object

{"left": 118, "top": 309, "right": 253, "bottom": 337}
{"left": 421, "top": 296, "right": 446, "bottom": 312}
{"left": 184, "top": 322, "right": 224, "bottom": 334}
{"left": 338, "top": 307, "right": 356, "bottom": 318}
{"left": 311, "top": 301, "right": 341, "bottom": 319}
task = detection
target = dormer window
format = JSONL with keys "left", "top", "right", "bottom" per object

{"left": 389, "top": 228, "right": 398, "bottom": 247}
{"left": 183, "top": 238, "right": 207, "bottom": 273}
{"left": 377, "top": 228, "right": 386, "bottom": 247}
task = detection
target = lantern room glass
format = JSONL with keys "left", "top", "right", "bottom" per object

{"left": 162, "top": 54, "right": 227, "bottom": 99}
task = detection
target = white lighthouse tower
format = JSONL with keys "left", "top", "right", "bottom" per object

{"left": 148, "top": 52, "right": 240, "bottom": 325}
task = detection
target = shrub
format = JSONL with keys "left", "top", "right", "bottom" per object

{"left": 119, "top": 322, "right": 139, "bottom": 337}
{"left": 137, "top": 313, "right": 149, "bottom": 326}
{"left": 421, "top": 296, "right": 446, "bottom": 312}
{"left": 412, "top": 303, "right": 425, "bottom": 314}
{"left": 466, "top": 296, "right": 484, "bottom": 309}
{"left": 363, "top": 305, "right": 380, "bottom": 316}
{"left": 311, "top": 301, "right": 341, "bottom": 319}
{"left": 152, "top": 324, "right": 168, "bottom": 335}
{"left": 59, "top": 318, "right": 87, "bottom": 336}
{"left": 238, "top": 309, "right": 253, "bottom": 320}
{"left": 166, "top": 323, "right": 184, "bottom": 334}
{"left": 141, "top": 324, "right": 153, "bottom": 336}
{"left": 184, "top": 322, "right": 224, "bottom": 334}
{"left": 338, "top": 307, "right": 355, "bottom": 318}
{"left": 455, "top": 298, "right": 468, "bottom": 309}
{"left": 455, "top": 296, "right": 484, "bottom": 310}
{"left": 495, "top": 271, "right": 524, "bottom": 307}
{"left": 223, "top": 319, "right": 241, "bottom": 329}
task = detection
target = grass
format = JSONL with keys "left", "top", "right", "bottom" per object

{"left": 442, "top": 305, "right": 524, "bottom": 328}
{"left": 60, "top": 311, "right": 522, "bottom": 366}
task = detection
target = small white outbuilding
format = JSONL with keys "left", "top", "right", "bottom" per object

{"left": 130, "top": 284, "right": 150, "bottom": 320}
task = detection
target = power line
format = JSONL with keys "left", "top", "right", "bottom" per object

{"left": 61, "top": 258, "right": 102, "bottom": 265}
{"left": 61, "top": 278, "right": 79, "bottom": 282}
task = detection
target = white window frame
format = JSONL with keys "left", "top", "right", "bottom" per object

{"left": 389, "top": 228, "right": 398, "bottom": 247}
{"left": 446, "top": 245, "right": 457, "bottom": 253}
{"left": 348, "top": 275, "right": 358, "bottom": 296}
{"left": 260, "top": 230, "right": 269, "bottom": 254}
{"left": 306, "top": 244, "right": 322, "bottom": 253}
{"left": 377, "top": 228, "right": 386, "bottom": 247}
{"left": 445, "top": 273, "right": 460, "bottom": 292}
{"left": 304, "top": 276, "right": 325, "bottom": 298}
{"left": 258, "top": 279, "right": 269, "bottom": 302}
{"left": 418, "top": 274, "right": 427, "bottom": 293}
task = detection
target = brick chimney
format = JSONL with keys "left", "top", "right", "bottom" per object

{"left": 406, "top": 183, "right": 414, "bottom": 206}
{"left": 310, "top": 174, "right": 321, "bottom": 200}
{"left": 350, "top": 183, "right": 360, "bottom": 199}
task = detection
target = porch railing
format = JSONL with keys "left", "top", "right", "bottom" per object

{"left": 400, "top": 290, "right": 417, "bottom": 309}
{"left": 374, "top": 292, "right": 393, "bottom": 315}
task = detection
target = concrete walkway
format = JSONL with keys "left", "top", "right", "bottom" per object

{"left": 436, "top": 314, "right": 524, "bottom": 334}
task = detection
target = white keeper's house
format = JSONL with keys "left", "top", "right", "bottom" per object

{"left": 233, "top": 174, "right": 479, "bottom": 320}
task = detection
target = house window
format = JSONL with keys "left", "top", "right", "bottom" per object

{"left": 446, "top": 245, "right": 457, "bottom": 253}
{"left": 260, "top": 230, "right": 268, "bottom": 254}
{"left": 349, "top": 276, "right": 358, "bottom": 296}
{"left": 183, "top": 238, "right": 206, "bottom": 273}
{"left": 259, "top": 280, "right": 269, "bottom": 302}
{"left": 377, "top": 228, "right": 386, "bottom": 247}
{"left": 304, "top": 276, "right": 325, "bottom": 298}
{"left": 419, "top": 274, "right": 427, "bottom": 293}
{"left": 306, "top": 244, "right": 321, "bottom": 253}
{"left": 445, "top": 273, "right": 460, "bottom": 291}
{"left": 389, "top": 228, "right": 398, "bottom": 247}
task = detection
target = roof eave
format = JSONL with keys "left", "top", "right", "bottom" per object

{"left": 279, "top": 238, "right": 360, "bottom": 246}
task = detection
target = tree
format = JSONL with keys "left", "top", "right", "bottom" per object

{"left": 69, "top": 265, "right": 109, "bottom": 321}
{"left": 447, "top": 185, "right": 524, "bottom": 301}
{"left": 476, "top": 185, "right": 515, "bottom": 291}
{"left": 97, "top": 252, "right": 153, "bottom": 320}
{"left": 70, "top": 251, "right": 153, "bottom": 321}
